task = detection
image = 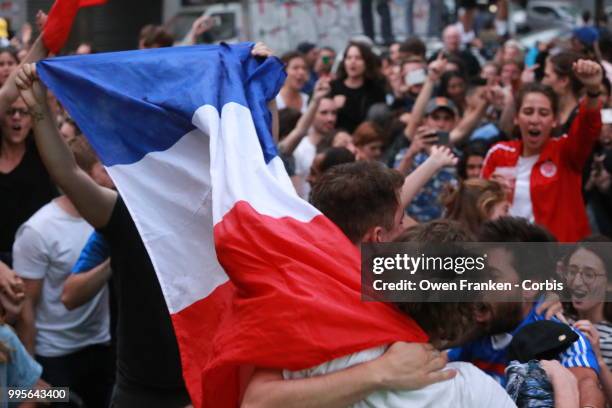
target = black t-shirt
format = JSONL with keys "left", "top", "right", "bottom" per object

{"left": 98, "top": 196, "right": 188, "bottom": 392}
{"left": 330, "top": 79, "right": 386, "bottom": 133}
{"left": 552, "top": 105, "right": 579, "bottom": 138}
{"left": 0, "top": 138, "right": 57, "bottom": 258}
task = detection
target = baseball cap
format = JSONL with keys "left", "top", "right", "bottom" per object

{"left": 425, "top": 97, "right": 458, "bottom": 116}
{"left": 507, "top": 320, "right": 578, "bottom": 363}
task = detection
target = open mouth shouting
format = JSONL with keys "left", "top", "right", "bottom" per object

{"left": 526, "top": 128, "right": 542, "bottom": 138}
{"left": 570, "top": 288, "right": 588, "bottom": 306}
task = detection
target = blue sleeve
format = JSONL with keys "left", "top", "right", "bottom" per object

{"left": 0, "top": 326, "right": 41, "bottom": 388}
{"left": 71, "top": 231, "right": 110, "bottom": 274}
{"left": 558, "top": 327, "right": 601, "bottom": 375}
{"left": 447, "top": 346, "right": 466, "bottom": 362}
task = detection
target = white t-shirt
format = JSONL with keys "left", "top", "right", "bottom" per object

{"left": 293, "top": 136, "right": 317, "bottom": 199}
{"left": 510, "top": 155, "right": 538, "bottom": 222}
{"left": 13, "top": 200, "right": 110, "bottom": 357}
{"left": 284, "top": 345, "right": 516, "bottom": 408}
{"left": 276, "top": 92, "right": 309, "bottom": 113}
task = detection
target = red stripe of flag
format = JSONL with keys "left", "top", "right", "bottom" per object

{"left": 42, "top": 0, "right": 107, "bottom": 54}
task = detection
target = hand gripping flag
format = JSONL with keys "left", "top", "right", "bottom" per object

{"left": 36, "top": 44, "right": 427, "bottom": 407}
{"left": 43, "top": 0, "right": 107, "bottom": 54}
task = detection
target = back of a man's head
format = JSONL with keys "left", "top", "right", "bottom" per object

{"left": 478, "top": 217, "right": 556, "bottom": 243}
{"left": 394, "top": 220, "right": 478, "bottom": 348}
{"left": 310, "top": 161, "right": 403, "bottom": 243}
{"left": 396, "top": 219, "right": 476, "bottom": 243}
{"left": 68, "top": 135, "right": 114, "bottom": 189}
{"left": 68, "top": 135, "right": 99, "bottom": 174}
{"left": 478, "top": 216, "right": 557, "bottom": 282}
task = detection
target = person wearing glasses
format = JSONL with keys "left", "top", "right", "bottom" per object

{"left": 563, "top": 235, "right": 612, "bottom": 403}
{"left": 0, "top": 31, "right": 57, "bottom": 334}
{"left": 0, "top": 96, "right": 57, "bottom": 265}
{"left": 0, "top": 34, "right": 55, "bottom": 318}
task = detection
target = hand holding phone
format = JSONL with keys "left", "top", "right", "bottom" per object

{"left": 435, "top": 131, "right": 450, "bottom": 146}
{"left": 410, "top": 127, "right": 439, "bottom": 154}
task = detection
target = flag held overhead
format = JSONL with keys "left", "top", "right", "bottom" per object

{"left": 36, "top": 44, "right": 427, "bottom": 407}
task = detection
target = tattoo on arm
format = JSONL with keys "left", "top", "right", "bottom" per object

{"left": 30, "top": 109, "right": 45, "bottom": 123}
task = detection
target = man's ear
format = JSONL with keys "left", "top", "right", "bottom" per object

{"left": 361, "top": 226, "right": 384, "bottom": 243}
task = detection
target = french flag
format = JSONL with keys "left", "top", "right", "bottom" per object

{"left": 36, "top": 44, "right": 427, "bottom": 407}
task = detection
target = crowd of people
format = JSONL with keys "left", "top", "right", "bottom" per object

{"left": 0, "top": 3, "right": 611, "bottom": 408}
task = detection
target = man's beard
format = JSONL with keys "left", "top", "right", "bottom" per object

{"left": 486, "top": 302, "right": 524, "bottom": 335}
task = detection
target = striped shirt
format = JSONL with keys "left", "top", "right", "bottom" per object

{"left": 568, "top": 318, "right": 612, "bottom": 370}
{"left": 597, "top": 321, "right": 612, "bottom": 369}
{"left": 449, "top": 298, "right": 600, "bottom": 385}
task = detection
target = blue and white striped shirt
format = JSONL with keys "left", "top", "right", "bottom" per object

{"left": 449, "top": 297, "right": 600, "bottom": 385}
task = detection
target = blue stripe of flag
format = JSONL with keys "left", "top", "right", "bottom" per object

{"left": 37, "top": 43, "right": 286, "bottom": 166}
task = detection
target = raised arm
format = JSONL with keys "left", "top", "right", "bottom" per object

{"left": 404, "top": 54, "right": 447, "bottom": 142}
{"left": 496, "top": 85, "right": 516, "bottom": 137}
{"left": 0, "top": 33, "right": 48, "bottom": 114}
{"left": 278, "top": 78, "right": 331, "bottom": 155}
{"left": 561, "top": 60, "right": 603, "bottom": 170}
{"left": 399, "top": 146, "right": 457, "bottom": 209}
{"left": 15, "top": 64, "right": 117, "bottom": 228}
{"left": 242, "top": 342, "right": 455, "bottom": 408}
{"left": 180, "top": 15, "right": 214, "bottom": 46}
{"left": 449, "top": 86, "right": 490, "bottom": 145}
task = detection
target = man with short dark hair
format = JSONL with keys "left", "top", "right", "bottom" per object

{"left": 311, "top": 161, "right": 405, "bottom": 243}
{"left": 450, "top": 217, "right": 605, "bottom": 407}
{"left": 390, "top": 57, "right": 427, "bottom": 113}
{"left": 243, "top": 146, "right": 458, "bottom": 406}
{"left": 399, "top": 37, "right": 426, "bottom": 61}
